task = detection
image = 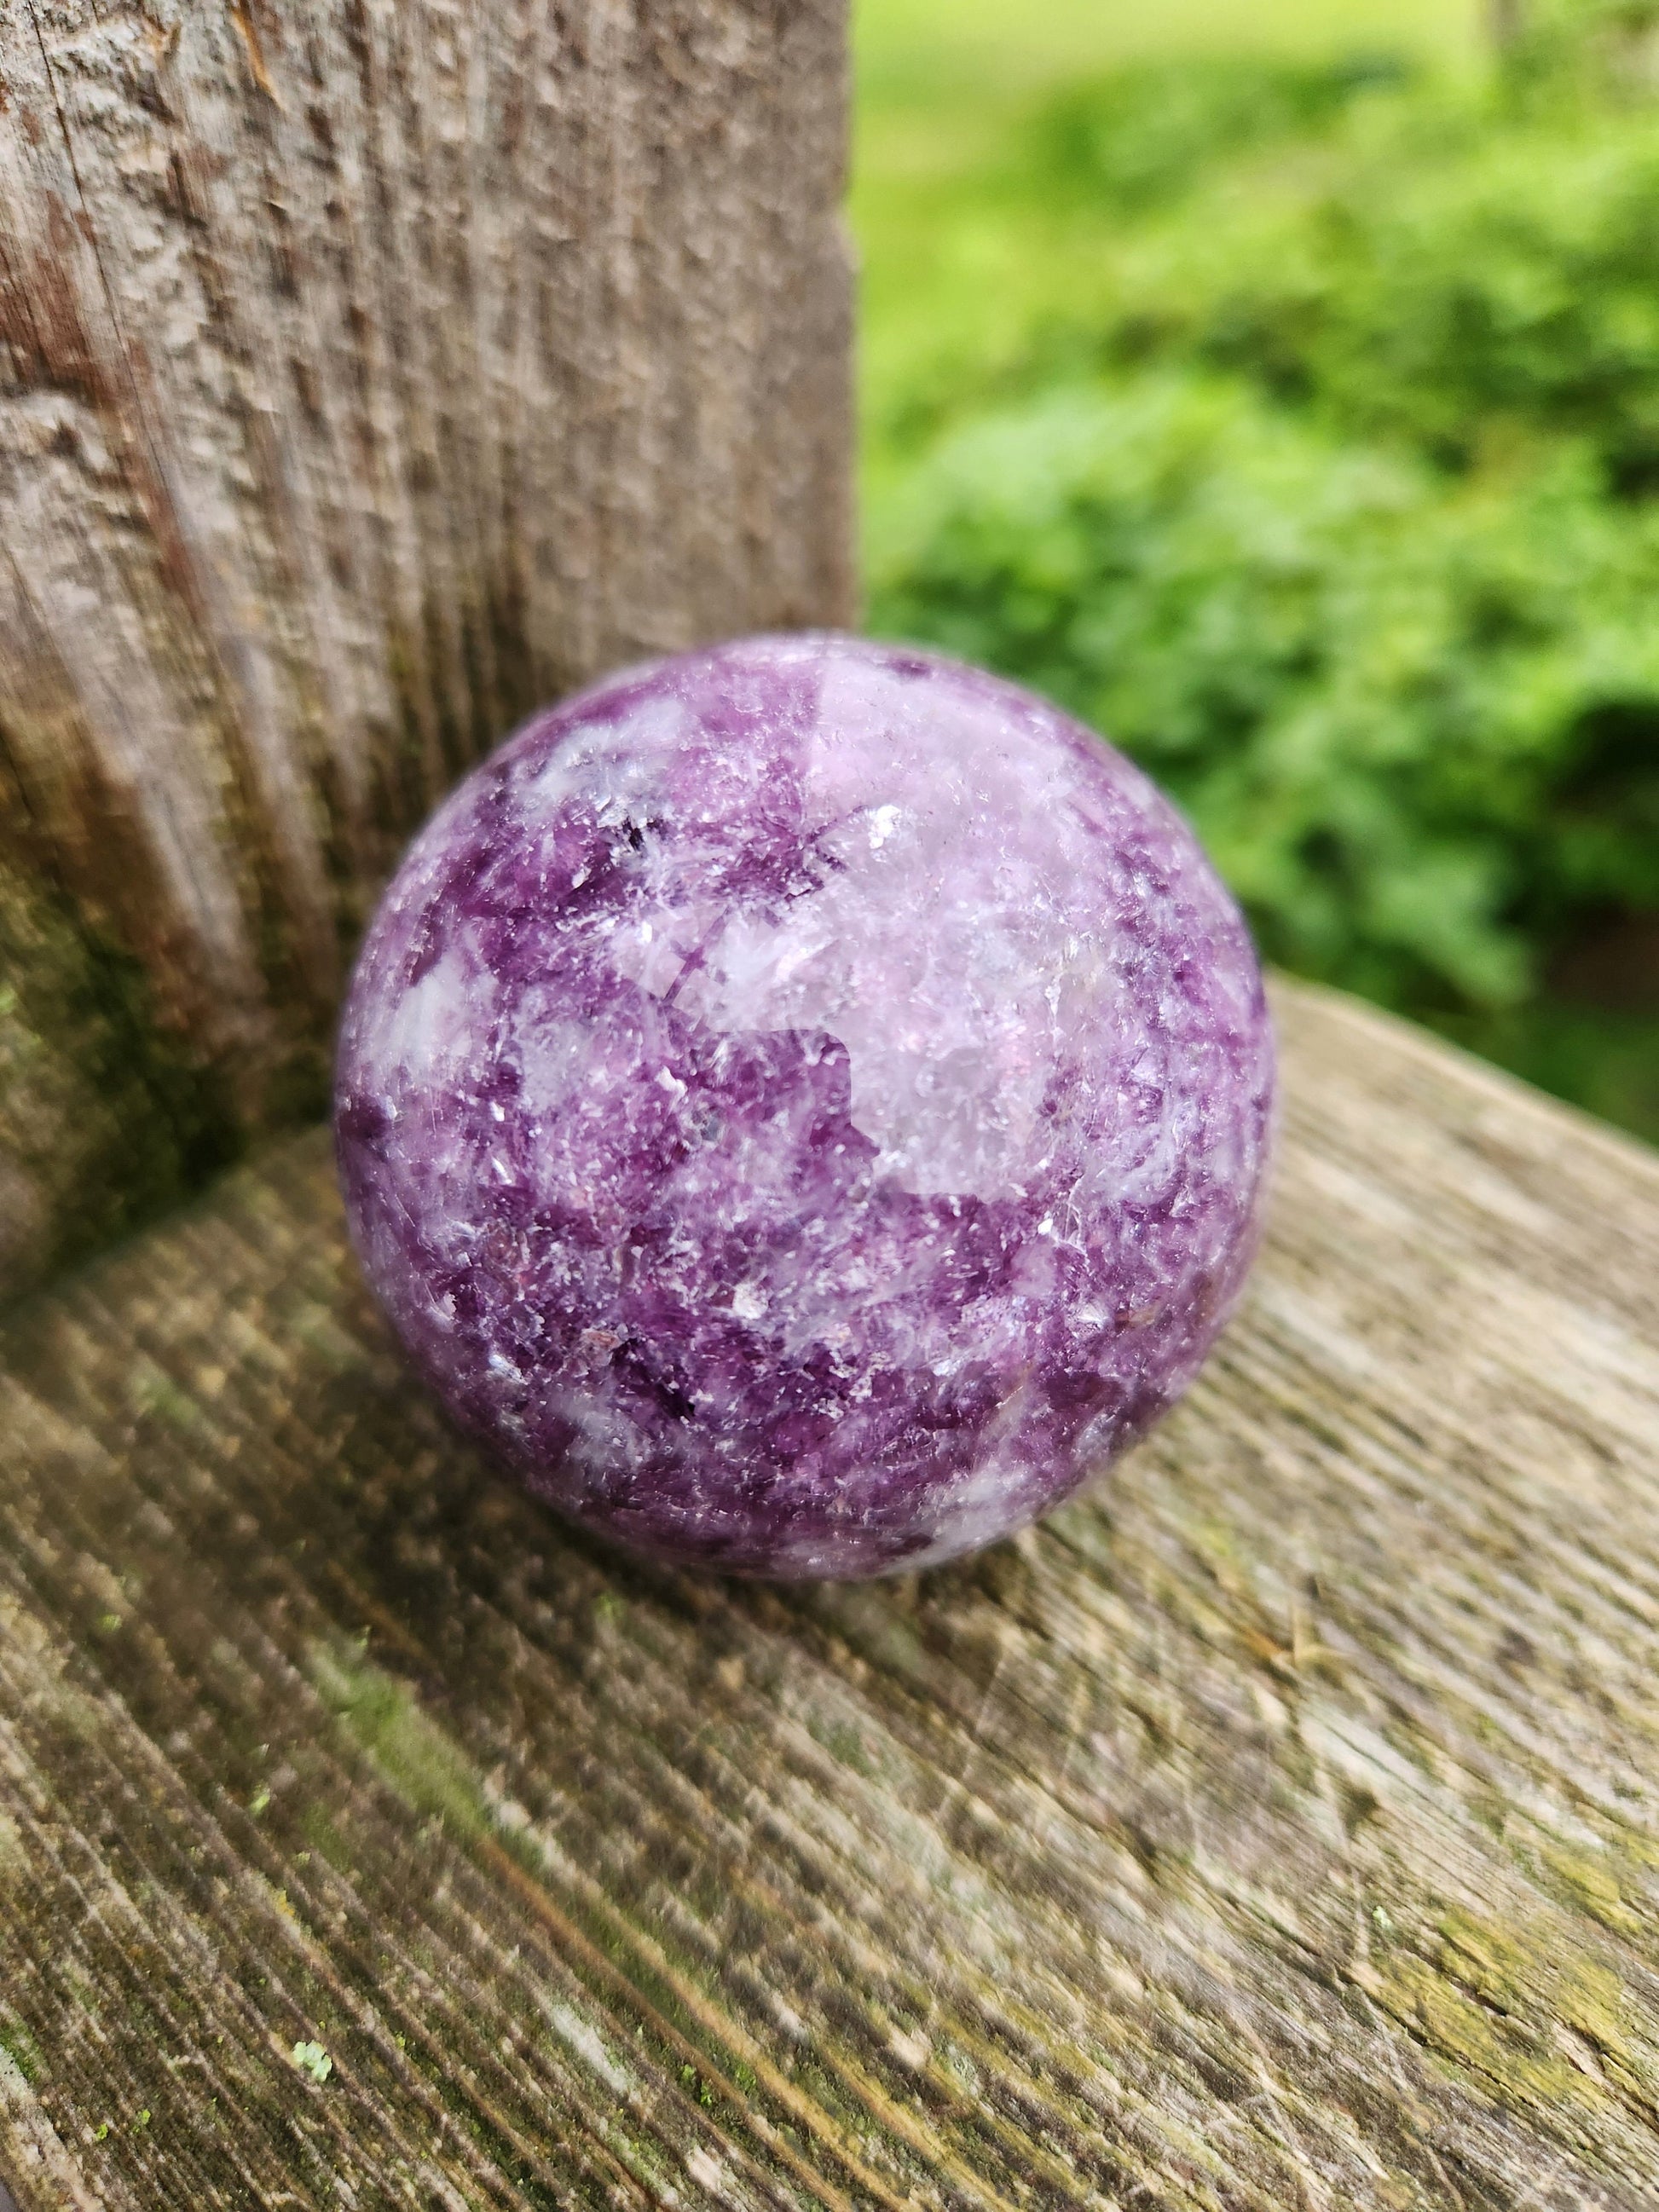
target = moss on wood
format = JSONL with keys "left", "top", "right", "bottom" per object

{"left": 0, "top": 863, "right": 240, "bottom": 1300}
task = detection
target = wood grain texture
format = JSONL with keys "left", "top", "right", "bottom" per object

{"left": 1, "top": 976, "right": 1658, "bottom": 2210}
{"left": 0, "top": 0, "right": 853, "bottom": 1292}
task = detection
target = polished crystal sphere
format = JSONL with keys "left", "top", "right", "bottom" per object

{"left": 335, "top": 635, "right": 1274, "bottom": 1578}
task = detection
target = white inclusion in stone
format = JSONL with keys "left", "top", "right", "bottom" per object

{"left": 369, "top": 943, "right": 481, "bottom": 1086}
{"left": 868, "top": 803, "right": 902, "bottom": 850}
{"left": 670, "top": 837, "right": 1124, "bottom": 1202}
{"left": 905, "top": 1413, "right": 1044, "bottom": 1569}
{"left": 731, "top": 1280, "right": 769, "bottom": 1320}
{"left": 512, "top": 1005, "right": 604, "bottom": 1126}
{"left": 523, "top": 692, "right": 685, "bottom": 816}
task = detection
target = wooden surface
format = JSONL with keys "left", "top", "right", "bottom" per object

{"left": 2, "top": 977, "right": 1658, "bottom": 2210}
{"left": 0, "top": 0, "right": 853, "bottom": 1294}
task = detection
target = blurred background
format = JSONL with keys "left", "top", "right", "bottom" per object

{"left": 853, "top": 0, "right": 1659, "bottom": 1143}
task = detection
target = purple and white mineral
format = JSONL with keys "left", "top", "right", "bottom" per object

{"left": 335, "top": 634, "right": 1274, "bottom": 1578}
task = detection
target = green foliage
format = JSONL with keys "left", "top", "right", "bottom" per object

{"left": 1026, "top": 52, "right": 1416, "bottom": 214}
{"left": 864, "top": 31, "right": 1659, "bottom": 1136}
{"left": 1501, "top": 0, "right": 1659, "bottom": 106}
{"left": 1090, "top": 92, "right": 1659, "bottom": 492}
{"left": 875, "top": 378, "right": 1659, "bottom": 1010}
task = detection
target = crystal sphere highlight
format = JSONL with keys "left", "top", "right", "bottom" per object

{"left": 335, "top": 634, "right": 1274, "bottom": 1578}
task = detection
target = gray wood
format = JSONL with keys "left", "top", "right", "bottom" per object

{"left": 0, "top": 0, "right": 853, "bottom": 1294}
{"left": 2, "top": 976, "right": 1657, "bottom": 2209}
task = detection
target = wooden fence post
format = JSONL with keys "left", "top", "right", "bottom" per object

{"left": 0, "top": 0, "right": 853, "bottom": 1294}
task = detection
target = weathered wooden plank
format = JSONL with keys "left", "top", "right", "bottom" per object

{"left": 0, "top": 0, "right": 853, "bottom": 1293}
{"left": 1, "top": 976, "right": 1657, "bottom": 2209}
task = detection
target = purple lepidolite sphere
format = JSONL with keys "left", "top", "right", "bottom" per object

{"left": 335, "top": 634, "right": 1273, "bottom": 1579}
